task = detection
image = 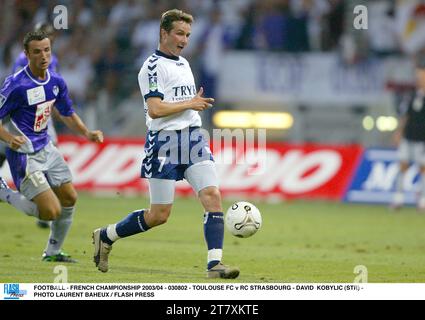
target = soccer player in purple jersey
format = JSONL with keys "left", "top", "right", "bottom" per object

{"left": 0, "top": 30, "right": 103, "bottom": 262}
{"left": 11, "top": 22, "right": 59, "bottom": 146}
{"left": 4, "top": 22, "right": 60, "bottom": 229}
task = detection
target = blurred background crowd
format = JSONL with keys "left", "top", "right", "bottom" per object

{"left": 0, "top": 0, "right": 424, "bottom": 145}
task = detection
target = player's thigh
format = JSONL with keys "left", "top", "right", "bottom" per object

{"left": 44, "top": 143, "right": 73, "bottom": 187}
{"left": 20, "top": 170, "right": 51, "bottom": 200}
{"left": 184, "top": 160, "right": 221, "bottom": 211}
{"left": 148, "top": 178, "right": 176, "bottom": 205}
{"left": 147, "top": 178, "right": 175, "bottom": 225}
{"left": 52, "top": 182, "right": 78, "bottom": 207}
{"left": 184, "top": 160, "right": 219, "bottom": 195}
{"left": 32, "top": 188, "right": 61, "bottom": 220}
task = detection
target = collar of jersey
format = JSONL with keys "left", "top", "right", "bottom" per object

{"left": 24, "top": 65, "right": 51, "bottom": 85}
{"left": 155, "top": 50, "right": 180, "bottom": 61}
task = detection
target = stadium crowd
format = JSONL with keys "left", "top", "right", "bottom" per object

{"left": 0, "top": 0, "right": 424, "bottom": 134}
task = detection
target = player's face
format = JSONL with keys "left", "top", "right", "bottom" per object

{"left": 161, "top": 21, "right": 191, "bottom": 56}
{"left": 25, "top": 38, "right": 51, "bottom": 71}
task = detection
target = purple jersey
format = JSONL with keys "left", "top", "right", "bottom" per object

{"left": 0, "top": 66, "right": 74, "bottom": 153}
{"left": 12, "top": 51, "right": 59, "bottom": 73}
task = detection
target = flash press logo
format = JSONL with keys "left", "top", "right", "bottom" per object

{"left": 3, "top": 283, "right": 27, "bottom": 300}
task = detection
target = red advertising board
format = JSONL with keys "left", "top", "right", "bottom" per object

{"left": 55, "top": 136, "right": 363, "bottom": 201}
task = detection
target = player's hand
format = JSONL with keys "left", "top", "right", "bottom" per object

{"left": 9, "top": 135, "right": 26, "bottom": 150}
{"left": 86, "top": 130, "right": 104, "bottom": 143}
{"left": 190, "top": 87, "right": 214, "bottom": 111}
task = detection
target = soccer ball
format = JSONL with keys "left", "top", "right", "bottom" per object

{"left": 225, "top": 201, "right": 262, "bottom": 238}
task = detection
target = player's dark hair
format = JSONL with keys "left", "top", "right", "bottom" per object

{"left": 34, "top": 22, "right": 55, "bottom": 36}
{"left": 23, "top": 30, "right": 49, "bottom": 52}
{"left": 160, "top": 9, "right": 193, "bottom": 41}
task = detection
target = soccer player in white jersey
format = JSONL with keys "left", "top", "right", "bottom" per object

{"left": 92, "top": 9, "right": 239, "bottom": 279}
{"left": 0, "top": 30, "right": 103, "bottom": 262}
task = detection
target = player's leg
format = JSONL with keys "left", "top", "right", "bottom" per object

{"left": 38, "top": 182, "right": 78, "bottom": 261}
{"left": 392, "top": 161, "right": 409, "bottom": 209}
{"left": 184, "top": 160, "right": 239, "bottom": 279}
{"left": 40, "top": 144, "right": 77, "bottom": 262}
{"left": 19, "top": 172, "right": 77, "bottom": 262}
{"left": 35, "top": 123, "right": 58, "bottom": 229}
{"left": 391, "top": 139, "right": 411, "bottom": 209}
{"left": 0, "top": 150, "right": 41, "bottom": 217}
{"left": 31, "top": 188, "right": 61, "bottom": 220}
{"left": 92, "top": 178, "right": 175, "bottom": 272}
{"left": 0, "top": 176, "right": 40, "bottom": 217}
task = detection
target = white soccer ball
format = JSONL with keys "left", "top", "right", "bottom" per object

{"left": 225, "top": 201, "right": 262, "bottom": 238}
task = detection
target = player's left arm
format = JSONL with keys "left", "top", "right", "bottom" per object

{"left": 54, "top": 77, "right": 103, "bottom": 143}
{"left": 60, "top": 112, "right": 103, "bottom": 143}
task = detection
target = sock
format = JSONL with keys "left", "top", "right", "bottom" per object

{"left": 101, "top": 209, "right": 150, "bottom": 245}
{"left": 0, "top": 188, "right": 39, "bottom": 218}
{"left": 203, "top": 212, "right": 224, "bottom": 269}
{"left": 44, "top": 206, "right": 74, "bottom": 256}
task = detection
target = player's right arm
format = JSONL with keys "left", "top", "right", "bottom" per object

{"left": 0, "top": 76, "right": 27, "bottom": 150}
{"left": 147, "top": 87, "right": 214, "bottom": 119}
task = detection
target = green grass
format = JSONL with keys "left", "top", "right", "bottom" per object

{"left": 1, "top": 194, "right": 425, "bottom": 283}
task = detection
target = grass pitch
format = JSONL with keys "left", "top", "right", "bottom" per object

{"left": 1, "top": 194, "right": 425, "bottom": 283}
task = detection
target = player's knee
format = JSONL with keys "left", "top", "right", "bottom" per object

{"left": 154, "top": 215, "right": 169, "bottom": 226}
{"left": 149, "top": 207, "right": 171, "bottom": 226}
{"left": 39, "top": 205, "right": 61, "bottom": 220}
{"left": 60, "top": 192, "right": 77, "bottom": 207}
{"left": 200, "top": 186, "right": 221, "bottom": 203}
{"left": 202, "top": 186, "right": 221, "bottom": 197}
{"left": 59, "top": 191, "right": 77, "bottom": 208}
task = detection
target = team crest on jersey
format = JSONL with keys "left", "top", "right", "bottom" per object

{"left": 0, "top": 94, "right": 6, "bottom": 109}
{"left": 149, "top": 75, "right": 158, "bottom": 91}
{"left": 53, "top": 85, "right": 59, "bottom": 97}
{"left": 26, "top": 86, "right": 46, "bottom": 105}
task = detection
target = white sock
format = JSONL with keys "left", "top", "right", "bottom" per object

{"left": 44, "top": 206, "right": 74, "bottom": 256}
{"left": 0, "top": 188, "right": 39, "bottom": 218}
{"left": 208, "top": 248, "right": 223, "bottom": 264}
{"left": 106, "top": 224, "right": 120, "bottom": 242}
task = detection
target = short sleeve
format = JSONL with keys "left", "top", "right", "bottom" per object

{"left": 0, "top": 76, "right": 19, "bottom": 119}
{"left": 54, "top": 77, "right": 75, "bottom": 116}
{"left": 138, "top": 57, "right": 165, "bottom": 102}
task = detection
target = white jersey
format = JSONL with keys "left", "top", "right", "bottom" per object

{"left": 138, "top": 50, "right": 202, "bottom": 131}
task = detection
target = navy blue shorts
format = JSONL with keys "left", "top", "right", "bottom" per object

{"left": 141, "top": 127, "right": 213, "bottom": 181}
